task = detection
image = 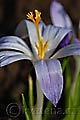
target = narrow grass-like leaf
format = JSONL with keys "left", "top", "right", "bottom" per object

{"left": 72, "top": 73, "right": 80, "bottom": 107}
{"left": 62, "top": 58, "right": 69, "bottom": 73}
{"left": 22, "top": 94, "right": 32, "bottom": 120}
{"left": 63, "top": 66, "right": 80, "bottom": 120}
{"left": 64, "top": 59, "right": 71, "bottom": 107}
{"left": 75, "top": 106, "right": 80, "bottom": 120}
{"left": 43, "top": 102, "right": 52, "bottom": 120}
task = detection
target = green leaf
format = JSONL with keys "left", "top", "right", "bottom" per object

{"left": 62, "top": 58, "right": 69, "bottom": 73}
{"left": 72, "top": 74, "right": 80, "bottom": 107}
{"left": 22, "top": 94, "right": 32, "bottom": 120}
{"left": 43, "top": 102, "right": 52, "bottom": 120}
{"left": 75, "top": 106, "right": 80, "bottom": 120}
{"left": 63, "top": 68, "right": 80, "bottom": 120}
{"left": 64, "top": 59, "right": 72, "bottom": 107}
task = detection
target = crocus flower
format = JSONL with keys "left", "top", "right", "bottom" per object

{"left": 50, "top": 1, "right": 73, "bottom": 29}
{"left": 0, "top": 10, "right": 80, "bottom": 107}
{"left": 50, "top": 0, "right": 80, "bottom": 34}
{"left": 50, "top": 1, "right": 80, "bottom": 45}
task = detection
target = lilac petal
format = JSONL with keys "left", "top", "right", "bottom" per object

{"left": 43, "top": 25, "right": 71, "bottom": 58}
{"left": 25, "top": 20, "right": 46, "bottom": 59}
{"left": 60, "top": 34, "right": 80, "bottom": 47}
{"left": 50, "top": 1, "right": 73, "bottom": 29}
{"left": 60, "top": 32, "right": 73, "bottom": 47}
{"left": 34, "top": 60, "right": 63, "bottom": 106}
{"left": 51, "top": 43, "right": 80, "bottom": 59}
{"left": 73, "top": 38, "right": 80, "bottom": 43}
{"left": 0, "top": 36, "right": 32, "bottom": 59}
{"left": 15, "top": 20, "right": 28, "bottom": 39}
{"left": 0, "top": 51, "right": 29, "bottom": 67}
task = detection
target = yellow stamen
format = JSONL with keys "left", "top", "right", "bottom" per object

{"left": 27, "top": 10, "right": 48, "bottom": 59}
{"left": 27, "top": 12, "right": 35, "bottom": 23}
{"left": 27, "top": 9, "right": 41, "bottom": 26}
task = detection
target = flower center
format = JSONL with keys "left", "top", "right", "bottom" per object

{"left": 27, "top": 10, "right": 48, "bottom": 59}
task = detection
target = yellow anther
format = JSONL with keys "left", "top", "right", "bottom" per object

{"left": 27, "top": 10, "right": 48, "bottom": 59}
{"left": 35, "top": 10, "right": 41, "bottom": 26}
{"left": 27, "top": 12, "right": 35, "bottom": 23}
{"left": 27, "top": 9, "right": 41, "bottom": 26}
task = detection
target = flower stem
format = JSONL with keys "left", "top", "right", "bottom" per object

{"left": 32, "top": 80, "right": 44, "bottom": 120}
{"left": 29, "top": 75, "right": 34, "bottom": 109}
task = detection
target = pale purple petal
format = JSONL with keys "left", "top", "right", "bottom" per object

{"left": 25, "top": 20, "right": 46, "bottom": 59}
{"left": 51, "top": 43, "right": 80, "bottom": 59}
{"left": 15, "top": 20, "right": 28, "bottom": 39}
{"left": 34, "top": 60, "right": 63, "bottom": 106}
{"left": 43, "top": 25, "right": 71, "bottom": 58}
{"left": 73, "top": 38, "right": 80, "bottom": 43}
{"left": 60, "top": 32, "right": 72, "bottom": 47}
{"left": 50, "top": 1, "right": 73, "bottom": 29}
{"left": 0, "top": 51, "right": 29, "bottom": 67}
{"left": 60, "top": 34, "right": 80, "bottom": 47}
{"left": 50, "top": 1, "right": 77, "bottom": 48}
{"left": 0, "top": 36, "right": 32, "bottom": 59}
